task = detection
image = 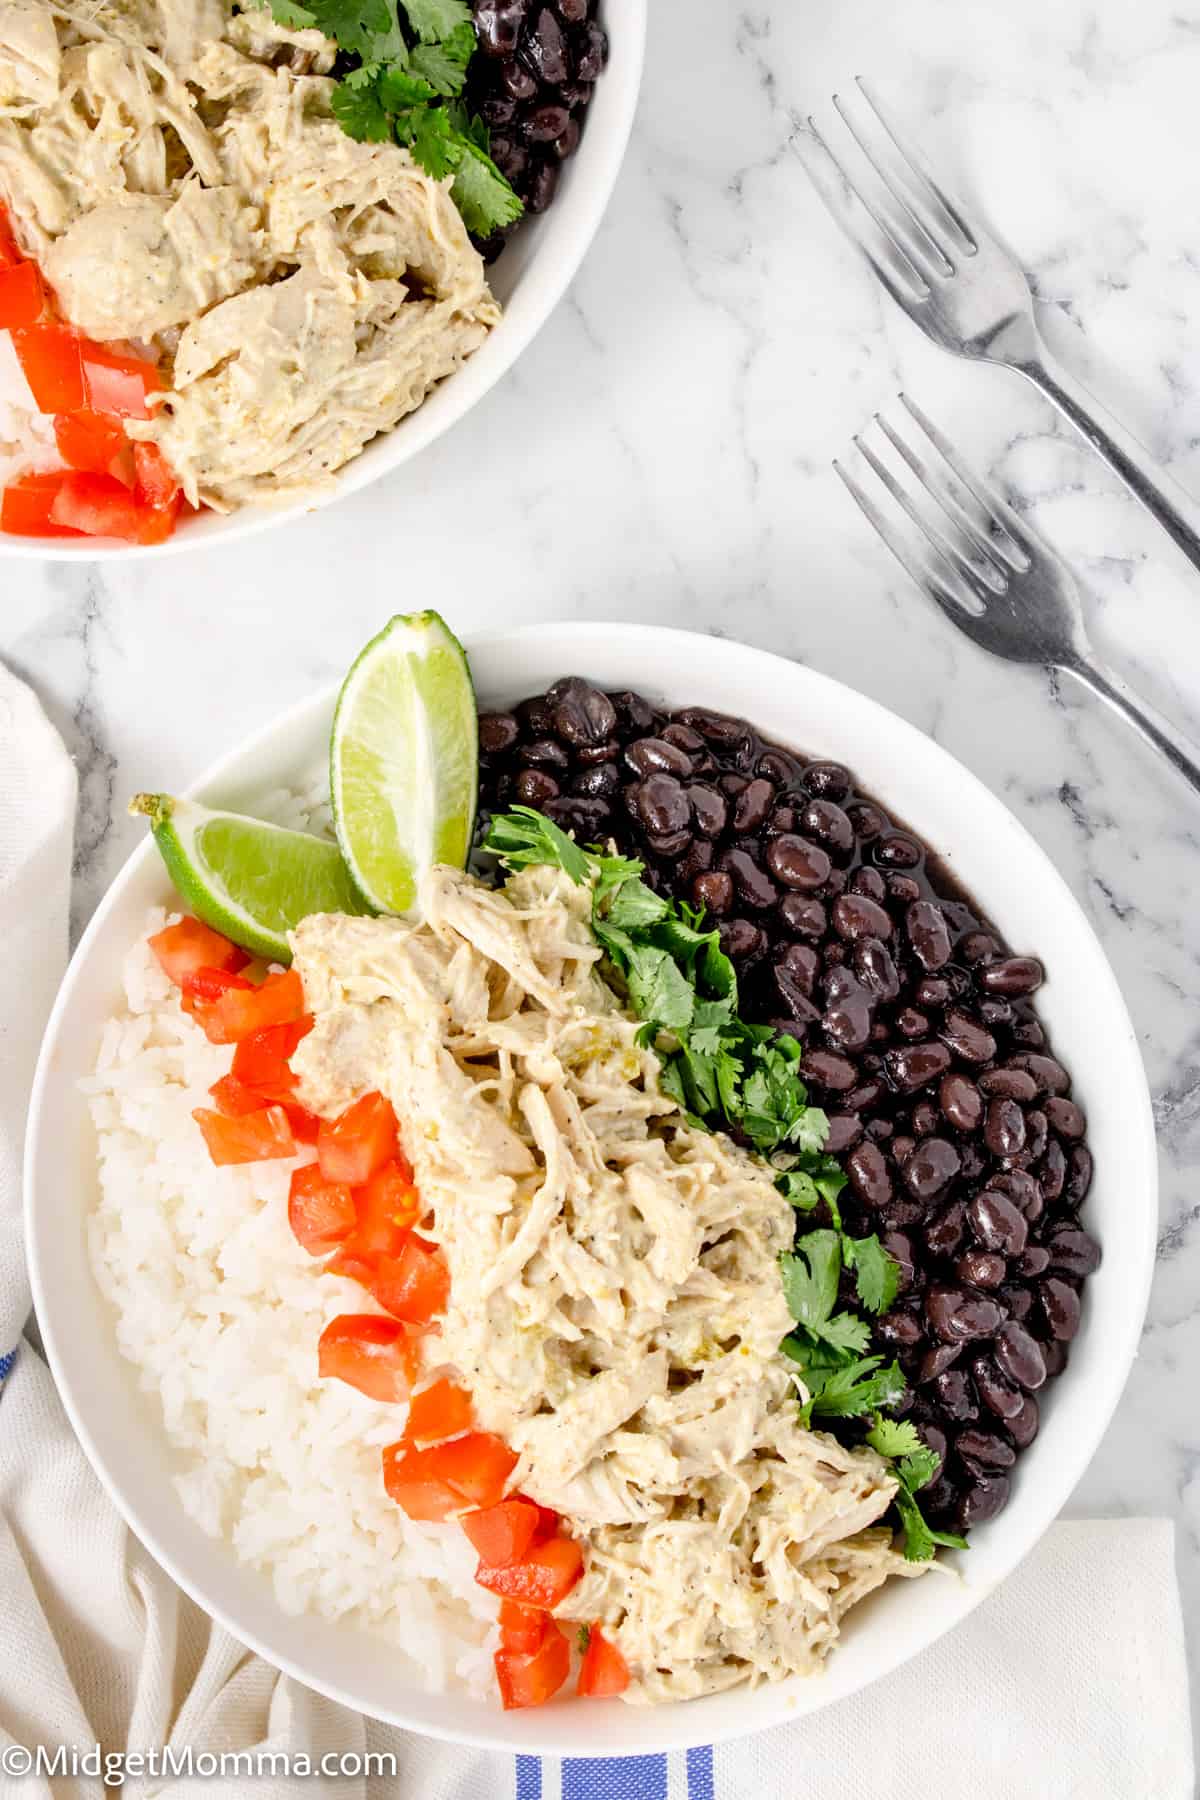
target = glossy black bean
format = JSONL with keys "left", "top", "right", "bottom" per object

{"left": 956, "top": 1427, "right": 1015, "bottom": 1472}
{"left": 853, "top": 937, "right": 900, "bottom": 1001}
{"left": 848, "top": 866, "right": 887, "bottom": 904}
{"left": 523, "top": 158, "right": 559, "bottom": 212}
{"left": 940, "top": 1008, "right": 997, "bottom": 1063}
{"left": 888, "top": 873, "right": 922, "bottom": 904}
{"left": 573, "top": 17, "right": 608, "bottom": 79}
{"left": 825, "top": 1113, "right": 863, "bottom": 1154}
{"left": 993, "top": 1321, "right": 1047, "bottom": 1391}
{"left": 924, "top": 1201, "right": 967, "bottom": 1258}
{"left": 960, "top": 931, "right": 1000, "bottom": 965}
{"left": 479, "top": 711, "right": 520, "bottom": 753}
{"left": 515, "top": 768, "right": 560, "bottom": 806}
{"left": 522, "top": 736, "right": 570, "bottom": 770}
{"left": 985, "top": 1167, "right": 1044, "bottom": 1222}
{"left": 985, "top": 1098, "right": 1027, "bottom": 1158}
{"left": 876, "top": 831, "right": 922, "bottom": 869}
{"left": 1040, "top": 1276, "right": 1081, "bottom": 1341}
{"left": 926, "top": 1285, "right": 1005, "bottom": 1344}
{"left": 972, "top": 1355, "right": 1025, "bottom": 1421}
{"left": 968, "top": 1190, "right": 1028, "bottom": 1257}
{"left": 979, "top": 1067, "right": 1038, "bottom": 1102}
{"left": 981, "top": 955, "right": 1044, "bottom": 996}
{"left": 1044, "top": 1095, "right": 1086, "bottom": 1140}
{"left": 804, "top": 761, "right": 852, "bottom": 799}
{"left": 956, "top": 1249, "right": 1006, "bottom": 1289}
{"left": 912, "top": 1100, "right": 939, "bottom": 1137}
{"left": 846, "top": 1139, "right": 893, "bottom": 1205}
{"left": 1008, "top": 1052, "right": 1070, "bottom": 1095}
{"left": 1066, "top": 1145, "right": 1094, "bottom": 1205}
{"left": 1039, "top": 1137, "right": 1067, "bottom": 1202}
{"left": 905, "top": 899, "right": 952, "bottom": 970}
{"left": 1007, "top": 1394, "right": 1040, "bottom": 1448}
{"left": 958, "top": 1474, "right": 1010, "bottom": 1528}
{"left": 499, "top": 55, "right": 539, "bottom": 98}
{"left": 767, "top": 835, "right": 831, "bottom": 891}
{"left": 718, "top": 917, "right": 764, "bottom": 960}
{"left": 476, "top": 0, "right": 525, "bottom": 55}
{"left": 1017, "top": 1245, "right": 1050, "bottom": 1276}
{"left": 523, "top": 101, "right": 571, "bottom": 141}
{"left": 886, "top": 1041, "right": 952, "bottom": 1091}
{"left": 1045, "top": 1227, "right": 1101, "bottom": 1279}
{"left": 692, "top": 870, "right": 732, "bottom": 915}
{"left": 800, "top": 798, "right": 854, "bottom": 857}
{"left": 877, "top": 1308, "right": 923, "bottom": 1347}
{"left": 521, "top": 5, "right": 571, "bottom": 81}
{"left": 939, "top": 1071, "right": 983, "bottom": 1133}
{"left": 832, "top": 893, "right": 893, "bottom": 941}
{"left": 723, "top": 848, "right": 777, "bottom": 910}
{"left": 632, "top": 774, "right": 689, "bottom": 836}
{"left": 901, "top": 1136, "right": 961, "bottom": 1200}
{"left": 626, "top": 736, "right": 692, "bottom": 777}
{"left": 932, "top": 1366, "right": 978, "bottom": 1420}
{"left": 608, "top": 689, "right": 655, "bottom": 732}
{"left": 778, "top": 894, "right": 826, "bottom": 938}
{"left": 734, "top": 778, "right": 775, "bottom": 833}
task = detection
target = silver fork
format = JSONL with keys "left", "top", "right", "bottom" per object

{"left": 794, "top": 82, "right": 1200, "bottom": 575}
{"left": 836, "top": 395, "right": 1200, "bottom": 793}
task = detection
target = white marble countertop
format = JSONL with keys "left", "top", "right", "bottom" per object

{"left": 3, "top": 0, "right": 1198, "bottom": 1738}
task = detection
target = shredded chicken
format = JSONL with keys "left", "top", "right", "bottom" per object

{"left": 0, "top": 0, "right": 499, "bottom": 508}
{"left": 291, "top": 865, "right": 922, "bottom": 1703}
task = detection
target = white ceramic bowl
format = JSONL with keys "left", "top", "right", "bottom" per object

{"left": 25, "top": 623, "right": 1156, "bottom": 1755}
{"left": 0, "top": 3, "right": 645, "bottom": 564}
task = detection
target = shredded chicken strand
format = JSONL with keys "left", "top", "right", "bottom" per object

{"left": 0, "top": 0, "right": 498, "bottom": 508}
{"left": 291, "top": 864, "right": 924, "bottom": 1703}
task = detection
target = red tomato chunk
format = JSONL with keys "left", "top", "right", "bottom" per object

{"left": 149, "top": 918, "right": 247, "bottom": 987}
{"left": 380, "top": 1442, "right": 461, "bottom": 1522}
{"left": 12, "top": 324, "right": 85, "bottom": 411}
{"left": 404, "top": 1378, "right": 473, "bottom": 1447}
{"left": 48, "top": 470, "right": 178, "bottom": 546}
{"left": 475, "top": 1535, "right": 584, "bottom": 1610}
{"left": 0, "top": 472, "right": 80, "bottom": 538}
{"left": 317, "top": 1091, "right": 398, "bottom": 1186}
{"left": 494, "top": 1621, "right": 571, "bottom": 1711}
{"left": 54, "top": 411, "right": 134, "bottom": 485}
{"left": 0, "top": 261, "right": 44, "bottom": 328}
{"left": 577, "top": 1627, "right": 629, "bottom": 1698}
{"left": 498, "top": 1599, "right": 547, "bottom": 1655}
{"left": 460, "top": 1499, "right": 540, "bottom": 1570}
{"left": 318, "top": 1315, "right": 420, "bottom": 1404}
{"left": 288, "top": 1164, "right": 356, "bottom": 1255}
{"left": 361, "top": 1234, "right": 450, "bottom": 1326}
{"left": 187, "top": 967, "right": 306, "bottom": 1045}
{"left": 193, "top": 1105, "right": 295, "bottom": 1166}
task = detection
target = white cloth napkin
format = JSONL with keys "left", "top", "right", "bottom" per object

{"left": 0, "top": 663, "right": 1193, "bottom": 1800}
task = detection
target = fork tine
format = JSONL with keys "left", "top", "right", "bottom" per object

{"left": 831, "top": 92, "right": 956, "bottom": 279}
{"left": 873, "top": 412, "right": 1015, "bottom": 579}
{"left": 899, "top": 393, "right": 1035, "bottom": 570}
{"left": 791, "top": 120, "right": 930, "bottom": 307}
{"left": 853, "top": 78, "right": 978, "bottom": 258}
{"left": 833, "top": 458, "right": 979, "bottom": 621}
{"left": 853, "top": 431, "right": 1007, "bottom": 599}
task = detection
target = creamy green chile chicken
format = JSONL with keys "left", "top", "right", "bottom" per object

{"left": 0, "top": 0, "right": 498, "bottom": 508}
{"left": 291, "top": 862, "right": 921, "bottom": 1704}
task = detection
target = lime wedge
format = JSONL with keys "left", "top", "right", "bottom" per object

{"left": 330, "top": 611, "right": 478, "bottom": 916}
{"left": 129, "top": 793, "right": 370, "bottom": 962}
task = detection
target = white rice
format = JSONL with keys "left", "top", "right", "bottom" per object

{"left": 0, "top": 336, "right": 56, "bottom": 487}
{"left": 84, "top": 899, "right": 500, "bottom": 1698}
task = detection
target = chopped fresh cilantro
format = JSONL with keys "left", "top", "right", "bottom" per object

{"left": 577, "top": 1623, "right": 591, "bottom": 1654}
{"left": 483, "top": 805, "right": 590, "bottom": 883}
{"left": 866, "top": 1415, "right": 968, "bottom": 1563}
{"left": 258, "top": 0, "right": 523, "bottom": 236}
{"left": 842, "top": 1232, "right": 901, "bottom": 1315}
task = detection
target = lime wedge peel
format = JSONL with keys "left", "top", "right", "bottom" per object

{"left": 330, "top": 611, "right": 478, "bottom": 917}
{"left": 129, "top": 793, "right": 370, "bottom": 963}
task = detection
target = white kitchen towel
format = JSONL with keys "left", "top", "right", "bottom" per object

{"left": 0, "top": 665, "right": 1194, "bottom": 1800}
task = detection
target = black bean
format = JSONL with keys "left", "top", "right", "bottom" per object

{"left": 886, "top": 1041, "right": 952, "bottom": 1092}
{"left": 956, "top": 1427, "right": 1015, "bottom": 1472}
{"left": 523, "top": 101, "right": 571, "bottom": 141}
{"left": 1039, "top": 1138, "right": 1067, "bottom": 1202}
{"left": 609, "top": 689, "right": 655, "bottom": 732}
{"left": 1066, "top": 1145, "right": 1093, "bottom": 1205}
{"left": 968, "top": 1190, "right": 1028, "bottom": 1256}
{"left": 912, "top": 1100, "right": 939, "bottom": 1137}
{"left": 958, "top": 1474, "right": 1010, "bottom": 1528}
{"left": 523, "top": 158, "right": 559, "bottom": 212}
{"left": 801, "top": 798, "right": 854, "bottom": 857}
{"left": 1008, "top": 1052, "right": 1070, "bottom": 1095}
{"left": 905, "top": 899, "right": 952, "bottom": 970}
{"left": 719, "top": 917, "right": 765, "bottom": 961}
{"left": 678, "top": 839, "right": 714, "bottom": 885}
{"left": 677, "top": 706, "right": 750, "bottom": 746}
{"left": 482, "top": 91, "right": 518, "bottom": 127}
{"left": 956, "top": 1249, "right": 1006, "bottom": 1289}
{"left": 552, "top": 116, "right": 582, "bottom": 159}
{"left": 888, "top": 873, "right": 922, "bottom": 904}
{"left": 1007, "top": 1394, "right": 1040, "bottom": 1448}
{"left": 999, "top": 1282, "right": 1033, "bottom": 1323}
{"left": 877, "top": 1308, "right": 923, "bottom": 1347}
{"left": 1010, "top": 1017, "right": 1046, "bottom": 1049}
{"left": 779, "top": 894, "right": 826, "bottom": 938}
{"left": 572, "top": 17, "right": 608, "bottom": 79}
{"left": 479, "top": 711, "right": 519, "bottom": 753}
{"left": 767, "top": 835, "right": 831, "bottom": 891}
{"left": 933, "top": 1366, "right": 978, "bottom": 1420}
{"left": 543, "top": 796, "right": 609, "bottom": 834}
{"left": 1023, "top": 1108, "right": 1049, "bottom": 1163}
{"left": 572, "top": 763, "right": 620, "bottom": 800}
{"left": 846, "top": 1140, "right": 893, "bottom": 1205}
{"left": 914, "top": 977, "right": 951, "bottom": 1008}
{"left": 522, "top": 736, "right": 569, "bottom": 770}
{"left": 918, "top": 1422, "right": 948, "bottom": 1469}
{"left": 985, "top": 1098, "right": 1027, "bottom": 1158}
{"left": 1045, "top": 1227, "right": 1101, "bottom": 1279}
{"left": 734, "top": 778, "right": 775, "bottom": 833}
{"left": 985, "top": 1167, "right": 1044, "bottom": 1222}
{"left": 1044, "top": 1095, "right": 1086, "bottom": 1140}
{"left": 979, "top": 997, "right": 1014, "bottom": 1028}
{"left": 477, "top": 0, "right": 525, "bottom": 55}
{"left": 686, "top": 783, "right": 727, "bottom": 839}
{"left": 901, "top": 1137, "right": 961, "bottom": 1200}
{"left": 757, "top": 748, "right": 800, "bottom": 786}
{"left": 876, "top": 832, "right": 921, "bottom": 869}
{"left": 923, "top": 1200, "right": 966, "bottom": 1259}
{"left": 500, "top": 55, "right": 539, "bottom": 98}
{"left": 919, "top": 1343, "right": 961, "bottom": 1383}
{"left": 926, "top": 1285, "right": 1004, "bottom": 1343}
{"left": 883, "top": 1230, "right": 916, "bottom": 1289}
{"left": 981, "top": 956, "right": 1044, "bottom": 996}
{"left": 645, "top": 828, "right": 690, "bottom": 858}
{"left": 1040, "top": 1276, "right": 1081, "bottom": 1340}
{"left": 938, "top": 1071, "right": 983, "bottom": 1133}
{"left": 940, "top": 1008, "right": 997, "bottom": 1063}
{"left": 1017, "top": 1245, "right": 1050, "bottom": 1276}
{"left": 960, "top": 931, "right": 1001, "bottom": 965}
{"left": 993, "top": 1321, "right": 1046, "bottom": 1391}
{"left": 661, "top": 723, "right": 704, "bottom": 755}
{"left": 626, "top": 736, "right": 692, "bottom": 778}
{"left": 515, "top": 768, "right": 560, "bottom": 805}
{"left": 854, "top": 937, "right": 900, "bottom": 1001}
{"left": 633, "top": 774, "right": 689, "bottom": 836}
{"left": 522, "top": 5, "right": 571, "bottom": 81}
{"left": 825, "top": 1113, "right": 863, "bottom": 1153}
{"left": 971, "top": 1355, "right": 1024, "bottom": 1421}
{"left": 848, "top": 866, "right": 887, "bottom": 904}
{"left": 692, "top": 870, "right": 732, "bottom": 916}
{"left": 832, "top": 893, "right": 893, "bottom": 941}
{"left": 1040, "top": 1340, "right": 1069, "bottom": 1379}
{"left": 803, "top": 760, "right": 851, "bottom": 798}
{"left": 723, "top": 848, "right": 777, "bottom": 910}
{"left": 979, "top": 1067, "right": 1038, "bottom": 1102}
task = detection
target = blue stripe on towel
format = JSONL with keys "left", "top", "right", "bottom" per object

{"left": 686, "top": 1748, "right": 714, "bottom": 1800}
{"left": 562, "top": 1756, "right": 668, "bottom": 1799}
{"left": 0, "top": 1347, "right": 15, "bottom": 1389}
{"left": 516, "top": 1757, "right": 542, "bottom": 1800}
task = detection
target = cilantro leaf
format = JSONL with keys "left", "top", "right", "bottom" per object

{"left": 865, "top": 1417, "right": 926, "bottom": 1462}
{"left": 576, "top": 1623, "right": 591, "bottom": 1654}
{"left": 410, "top": 31, "right": 472, "bottom": 93}
{"left": 402, "top": 0, "right": 472, "bottom": 41}
{"left": 409, "top": 103, "right": 464, "bottom": 177}
{"left": 786, "top": 1351, "right": 906, "bottom": 1425}
{"left": 603, "top": 878, "right": 669, "bottom": 932}
{"left": 261, "top": 0, "right": 318, "bottom": 26}
{"left": 331, "top": 78, "right": 392, "bottom": 140}
{"left": 378, "top": 63, "right": 437, "bottom": 106}
{"left": 892, "top": 1484, "right": 968, "bottom": 1564}
{"left": 484, "top": 807, "right": 589, "bottom": 884}
{"left": 842, "top": 1233, "right": 901, "bottom": 1316}
{"left": 619, "top": 942, "right": 695, "bottom": 1034}
{"left": 452, "top": 141, "right": 524, "bottom": 234}
{"left": 307, "top": 0, "right": 404, "bottom": 59}
{"left": 779, "top": 1231, "right": 841, "bottom": 1332}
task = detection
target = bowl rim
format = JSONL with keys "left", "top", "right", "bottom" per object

{"left": 0, "top": 0, "right": 647, "bottom": 564}
{"left": 25, "top": 620, "right": 1158, "bottom": 1753}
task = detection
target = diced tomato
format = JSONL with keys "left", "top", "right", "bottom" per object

{"left": 193, "top": 1104, "right": 296, "bottom": 1167}
{"left": 181, "top": 965, "right": 254, "bottom": 1014}
{"left": 12, "top": 325, "right": 85, "bottom": 411}
{"left": 283, "top": 1102, "right": 320, "bottom": 1145}
{"left": 460, "top": 1499, "right": 540, "bottom": 1570}
{"left": 0, "top": 206, "right": 21, "bottom": 268}
{"left": 344, "top": 1160, "right": 420, "bottom": 1257}
{"left": 404, "top": 1377, "right": 473, "bottom": 1448}
{"left": 474, "top": 1535, "right": 584, "bottom": 1610}
{"left": 149, "top": 917, "right": 247, "bottom": 987}
{"left": 318, "top": 1314, "right": 421, "bottom": 1403}
{"left": 231, "top": 1017, "right": 312, "bottom": 1090}
{"left": 515, "top": 1494, "right": 560, "bottom": 1546}
{"left": 577, "top": 1627, "right": 629, "bottom": 1698}
{"left": 80, "top": 341, "right": 162, "bottom": 419}
{"left": 0, "top": 471, "right": 80, "bottom": 538}
{"left": 317, "top": 1091, "right": 398, "bottom": 1187}
{"left": 494, "top": 1621, "right": 571, "bottom": 1711}
{"left": 288, "top": 1163, "right": 356, "bottom": 1255}
{"left": 132, "top": 441, "right": 180, "bottom": 508}
{"left": 355, "top": 1234, "right": 449, "bottom": 1326}
{"left": 0, "top": 261, "right": 44, "bottom": 328}
{"left": 210, "top": 1072, "right": 271, "bottom": 1116}
{"left": 425, "top": 1432, "right": 518, "bottom": 1509}
{"left": 498, "top": 1599, "right": 547, "bottom": 1655}
{"left": 48, "top": 469, "right": 177, "bottom": 545}
{"left": 187, "top": 967, "right": 306, "bottom": 1046}
{"left": 381, "top": 1441, "right": 461, "bottom": 1522}
{"left": 54, "top": 411, "right": 134, "bottom": 485}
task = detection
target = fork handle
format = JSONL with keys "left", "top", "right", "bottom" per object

{"left": 1015, "top": 346, "right": 1200, "bottom": 572}
{"left": 1065, "top": 656, "right": 1200, "bottom": 794}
